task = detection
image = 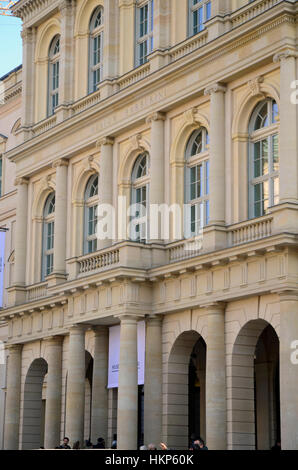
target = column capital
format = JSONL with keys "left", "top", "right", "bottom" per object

{"left": 96, "top": 136, "right": 115, "bottom": 148}
{"left": 114, "top": 314, "right": 144, "bottom": 324}
{"left": 273, "top": 289, "right": 298, "bottom": 302}
{"left": 200, "top": 301, "right": 226, "bottom": 313}
{"left": 273, "top": 49, "right": 298, "bottom": 63}
{"left": 5, "top": 343, "right": 22, "bottom": 353}
{"left": 52, "top": 158, "right": 69, "bottom": 169}
{"left": 204, "top": 83, "right": 227, "bottom": 96}
{"left": 92, "top": 325, "right": 109, "bottom": 336}
{"left": 59, "top": 0, "right": 75, "bottom": 13}
{"left": 146, "top": 112, "right": 166, "bottom": 125}
{"left": 146, "top": 314, "right": 163, "bottom": 326}
{"left": 14, "top": 176, "right": 29, "bottom": 186}
{"left": 20, "top": 27, "right": 33, "bottom": 42}
{"left": 43, "top": 335, "right": 64, "bottom": 345}
{"left": 119, "top": 0, "right": 136, "bottom": 7}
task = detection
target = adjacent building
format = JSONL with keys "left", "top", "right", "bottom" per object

{"left": 0, "top": 0, "right": 297, "bottom": 450}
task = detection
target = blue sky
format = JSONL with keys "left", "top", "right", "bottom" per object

{"left": 0, "top": 14, "right": 22, "bottom": 78}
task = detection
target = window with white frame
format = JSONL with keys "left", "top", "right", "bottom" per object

{"left": 185, "top": 128, "right": 210, "bottom": 237}
{"left": 89, "top": 6, "right": 104, "bottom": 93}
{"left": 84, "top": 174, "right": 99, "bottom": 254}
{"left": 42, "top": 193, "right": 55, "bottom": 280}
{"left": 248, "top": 99, "right": 279, "bottom": 219}
{"left": 189, "top": 0, "right": 211, "bottom": 36}
{"left": 135, "top": 0, "right": 154, "bottom": 66}
{"left": 131, "top": 153, "right": 149, "bottom": 242}
{"left": 48, "top": 35, "right": 60, "bottom": 116}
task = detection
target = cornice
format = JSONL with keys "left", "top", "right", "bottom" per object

{"left": 5, "top": 6, "right": 297, "bottom": 171}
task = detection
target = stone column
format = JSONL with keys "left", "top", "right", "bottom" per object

{"left": 150, "top": 0, "right": 171, "bottom": 71}
{"left": 91, "top": 327, "right": 109, "bottom": 443}
{"left": 273, "top": 50, "right": 298, "bottom": 204}
{"left": 58, "top": 0, "right": 76, "bottom": 119}
{"left": 14, "top": 177, "right": 29, "bottom": 289}
{"left": 100, "top": 0, "right": 119, "bottom": 97}
{"left": 21, "top": 27, "right": 35, "bottom": 135}
{"left": 4, "top": 344, "right": 22, "bottom": 450}
{"left": 65, "top": 325, "right": 86, "bottom": 446}
{"left": 207, "top": 0, "right": 231, "bottom": 40}
{"left": 119, "top": 0, "right": 136, "bottom": 75}
{"left": 52, "top": 159, "right": 68, "bottom": 280}
{"left": 44, "top": 336, "right": 63, "bottom": 449}
{"left": 203, "top": 84, "right": 227, "bottom": 250}
{"left": 117, "top": 315, "right": 138, "bottom": 450}
{"left": 204, "top": 303, "right": 226, "bottom": 450}
{"left": 144, "top": 315, "right": 162, "bottom": 445}
{"left": 96, "top": 137, "right": 114, "bottom": 250}
{"left": 279, "top": 291, "right": 298, "bottom": 450}
{"left": 147, "top": 112, "right": 166, "bottom": 242}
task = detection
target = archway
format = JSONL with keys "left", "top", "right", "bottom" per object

{"left": 22, "top": 358, "right": 48, "bottom": 449}
{"left": 165, "top": 330, "right": 207, "bottom": 450}
{"left": 230, "top": 320, "right": 280, "bottom": 450}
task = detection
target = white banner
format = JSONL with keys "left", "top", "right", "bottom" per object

{"left": 0, "top": 232, "right": 5, "bottom": 309}
{"left": 108, "top": 321, "right": 145, "bottom": 389}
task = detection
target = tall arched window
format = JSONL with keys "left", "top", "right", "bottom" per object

{"left": 48, "top": 35, "right": 60, "bottom": 116}
{"left": 89, "top": 6, "right": 104, "bottom": 93}
{"left": 185, "top": 128, "right": 209, "bottom": 237}
{"left": 188, "top": 0, "right": 211, "bottom": 37}
{"left": 84, "top": 174, "right": 99, "bottom": 254}
{"left": 131, "top": 153, "right": 149, "bottom": 242}
{"left": 248, "top": 99, "right": 279, "bottom": 219}
{"left": 42, "top": 193, "right": 55, "bottom": 280}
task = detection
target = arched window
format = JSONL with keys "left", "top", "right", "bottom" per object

{"left": 185, "top": 128, "right": 210, "bottom": 237}
{"left": 48, "top": 35, "right": 60, "bottom": 116}
{"left": 248, "top": 99, "right": 279, "bottom": 219}
{"left": 42, "top": 193, "right": 55, "bottom": 280}
{"left": 84, "top": 174, "right": 99, "bottom": 254}
{"left": 188, "top": 0, "right": 211, "bottom": 37}
{"left": 89, "top": 6, "right": 104, "bottom": 93}
{"left": 135, "top": 0, "right": 154, "bottom": 66}
{"left": 131, "top": 153, "right": 149, "bottom": 242}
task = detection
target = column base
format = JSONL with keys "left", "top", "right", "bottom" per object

{"left": 46, "top": 272, "right": 67, "bottom": 287}
{"left": 201, "top": 225, "right": 227, "bottom": 253}
{"left": 7, "top": 286, "right": 27, "bottom": 306}
{"left": 149, "top": 50, "right": 170, "bottom": 73}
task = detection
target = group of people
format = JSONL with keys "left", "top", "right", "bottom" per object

{"left": 56, "top": 436, "right": 107, "bottom": 450}
{"left": 139, "top": 437, "right": 208, "bottom": 451}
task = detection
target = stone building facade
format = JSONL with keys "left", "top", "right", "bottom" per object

{"left": 0, "top": 0, "right": 298, "bottom": 450}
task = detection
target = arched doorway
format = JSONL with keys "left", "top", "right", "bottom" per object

{"left": 22, "top": 358, "right": 48, "bottom": 449}
{"left": 165, "top": 330, "right": 207, "bottom": 449}
{"left": 231, "top": 320, "right": 280, "bottom": 450}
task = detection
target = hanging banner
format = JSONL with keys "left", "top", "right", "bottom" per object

{"left": 108, "top": 320, "right": 145, "bottom": 389}
{"left": 0, "top": 232, "right": 5, "bottom": 308}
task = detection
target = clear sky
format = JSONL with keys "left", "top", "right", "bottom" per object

{"left": 0, "top": 14, "right": 22, "bottom": 78}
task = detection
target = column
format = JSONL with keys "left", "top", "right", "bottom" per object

{"left": 58, "top": 0, "right": 76, "bottom": 114}
{"left": 279, "top": 291, "right": 298, "bottom": 450}
{"left": 14, "top": 178, "right": 29, "bottom": 287}
{"left": 204, "top": 83, "right": 226, "bottom": 226}
{"left": 97, "top": 137, "right": 114, "bottom": 250}
{"left": 21, "top": 27, "right": 35, "bottom": 134}
{"left": 204, "top": 303, "right": 227, "bottom": 450}
{"left": 207, "top": 0, "right": 231, "bottom": 40}
{"left": 103, "top": 0, "right": 119, "bottom": 79}
{"left": 91, "top": 327, "right": 109, "bottom": 443}
{"left": 150, "top": 0, "right": 171, "bottom": 71}
{"left": 44, "top": 336, "right": 63, "bottom": 449}
{"left": 65, "top": 325, "right": 86, "bottom": 446}
{"left": 117, "top": 315, "right": 138, "bottom": 450}
{"left": 119, "top": 0, "right": 136, "bottom": 75}
{"left": 144, "top": 315, "right": 162, "bottom": 445}
{"left": 4, "top": 344, "right": 22, "bottom": 450}
{"left": 52, "top": 159, "right": 68, "bottom": 279}
{"left": 147, "top": 112, "right": 165, "bottom": 243}
{"left": 273, "top": 50, "right": 298, "bottom": 204}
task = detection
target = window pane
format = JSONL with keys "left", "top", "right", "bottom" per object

{"left": 261, "top": 139, "right": 269, "bottom": 174}
{"left": 205, "top": 200, "right": 210, "bottom": 225}
{"left": 254, "top": 142, "right": 261, "bottom": 178}
{"left": 272, "top": 101, "right": 278, "bottom": 123}
{"left": 254, "top": 103, "right": 268, "bottom": 130}
{"left": 273, "top": 177, "right": 279, "bottom": 206}
{"left": 272, "top": 134, "right": 279, "bottom": 171}
{"left": 254, "top": 184, "right": 262, "bottom": 217}
{"left": 205, "top": 160, "right": 209, "bottom": 195}
{"left": 206, "top": 2, "right": 211, "bottom": 19}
